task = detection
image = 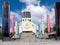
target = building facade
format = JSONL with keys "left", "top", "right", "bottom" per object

{"left": 20, "top": 11, "right": 37, "bottom": 34}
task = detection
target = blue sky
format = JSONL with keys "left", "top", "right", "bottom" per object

{"left": 0, "top": 0, "right": 59, "bottom": 27}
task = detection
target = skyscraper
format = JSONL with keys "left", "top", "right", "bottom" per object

{"left": 2, "top": 2, "right": 10, "bottom": 41}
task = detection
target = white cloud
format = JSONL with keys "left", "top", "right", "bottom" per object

{"left": 20, "top": 0, "right": 55, "bottom": 28}
{"left": 10, "top": 11, "right": 21, "bottom": 22}
{"left": 21, "top": 4, "right": 55, "bottom": 27}
{"left": 19, "top": 0, "right": 40, "bottom": 5}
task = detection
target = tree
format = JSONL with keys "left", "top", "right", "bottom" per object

{"left": 53, "top": 24, "right": 56, "bottom": 32}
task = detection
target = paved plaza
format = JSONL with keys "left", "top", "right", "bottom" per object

{"left": 0, "top": 39, "right": 60, "bottom": 45}
{"left": 0, "top": 32, "right": 60, "bottom": 45}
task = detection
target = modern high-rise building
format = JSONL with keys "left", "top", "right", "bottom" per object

{"left": 55, "top": 2, "right": 60, "bottom": 40}
{"left": 2, "top": 2, "right": 10, "bottom": 41}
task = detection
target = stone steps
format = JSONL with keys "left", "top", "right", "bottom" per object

{"left": 20, "top": 32, "right": 36, "bottom": 42}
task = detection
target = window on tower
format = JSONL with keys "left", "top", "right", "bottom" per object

{"left": 22, "top": 12, "right": 31, "bottom": 18}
